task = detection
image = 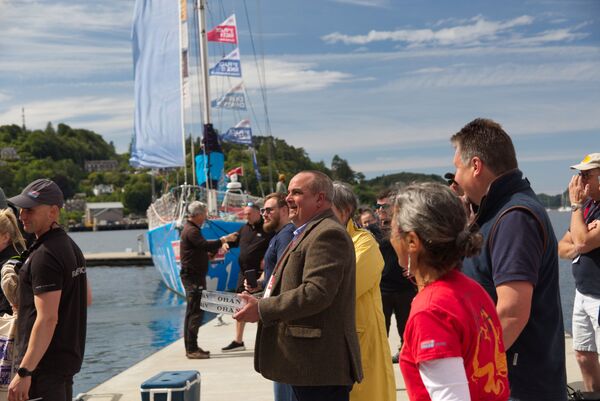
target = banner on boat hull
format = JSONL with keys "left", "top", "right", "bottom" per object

{"left": 130, "top": 0, "right": 185, "bottom": 168}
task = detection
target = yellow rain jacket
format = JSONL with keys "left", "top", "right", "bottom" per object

{"left": 347, "top": 220, "right": 396, "bottom": 401}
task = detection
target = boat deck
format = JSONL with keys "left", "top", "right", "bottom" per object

{"left": 82, "top": 315, "right": 585, "bottom": 400}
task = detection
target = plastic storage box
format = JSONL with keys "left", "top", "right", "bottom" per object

{"left": 140, "top": 370, "right": 201, "bottom": 401}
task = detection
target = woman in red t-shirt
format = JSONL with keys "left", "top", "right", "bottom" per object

{"left": 390, "top": 182, "right": 509, "bottom": 401}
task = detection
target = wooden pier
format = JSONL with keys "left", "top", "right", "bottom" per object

{"left": 80, "top": 315, "right": 585, "bottom": 400}
{"left": 84, "top": 252, "right": 153, "bottom": 267}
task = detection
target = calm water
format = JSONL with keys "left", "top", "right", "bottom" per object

{"left": 67, "top": 213, "right": 575, "bottom": 394}
{"left": 68, "top": 230, "right": 188, "bottom": 395}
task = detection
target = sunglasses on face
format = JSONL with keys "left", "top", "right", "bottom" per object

{"left": 374, "top": 203, "right": 390, "bottom": 210}
{"left": 260, "top": 207, "right": 276, "bottom": 215}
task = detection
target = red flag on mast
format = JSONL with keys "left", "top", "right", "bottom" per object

{"left": 226, "top": 166, "right": 244, "bottom": 177}
{"left": 207, "top": 14, "right": 237, "bottom": 44}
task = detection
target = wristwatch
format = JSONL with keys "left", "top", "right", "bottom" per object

{"left": 16, "top": 367, "right": 33, "bottom": 378}
{"left": 571, "top": 203, "right": 582, "bottom": 212}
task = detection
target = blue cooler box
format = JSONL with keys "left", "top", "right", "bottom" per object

{"left": 140, "top": 370, "right": 200, "bottom": 401}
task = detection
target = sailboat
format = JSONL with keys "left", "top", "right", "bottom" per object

{"left": 130, "top": 0, "right": 268, "bottom": 295}
{"left": 557, "top": 191, "right": 570, "bottom": 212}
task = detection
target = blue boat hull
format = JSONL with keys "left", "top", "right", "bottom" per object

{"left": 147, "top": 219, "right": 244, "bottom": 296}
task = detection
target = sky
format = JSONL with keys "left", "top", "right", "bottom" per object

{"left": 0, "top": 0, "right": 599, "bottom": 195}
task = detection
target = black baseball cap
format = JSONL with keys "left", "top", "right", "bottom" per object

{"left": 8, "top": 179, "right": 64, "bottom": 208}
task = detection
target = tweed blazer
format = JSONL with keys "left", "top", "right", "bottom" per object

{"left": 255, "top": 209, "right": 363, "bottom": 386}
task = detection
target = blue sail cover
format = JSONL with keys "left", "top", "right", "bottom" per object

{"left": 130, "top": 0, "right": 185, "bottom": 168}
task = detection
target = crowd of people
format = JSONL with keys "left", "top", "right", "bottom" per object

{"left": 0, "top": 118, "right": 598, "bottom": 401}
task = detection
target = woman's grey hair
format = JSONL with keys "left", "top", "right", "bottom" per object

{"left": 392, "top": 182, "right": 482, "bottom": 273}
{"left": 187, "top": 201, "right": 207, "bottom": 217}
{"left": 332, "top": 181, "right": 358, "bottom": 219}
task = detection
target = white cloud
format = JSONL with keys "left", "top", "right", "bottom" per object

{"left": 507, "top": 28, "right": 588, "bottom": 45}
{"left": 236, "top": 59, "right": 354, "bottom": 93}
{"left": 385, "top": 61, "right": 600, "bottom": 91}
{"left": 331, "top": 0, "right": 389, "bottom": 7}
{"left": 322, "top": 15, "right": 534, "bottom": 46}
{"left": 0, "top": 96, "right": 133, "bottom": 142}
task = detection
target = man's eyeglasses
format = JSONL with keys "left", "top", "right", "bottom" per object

{"left": 374, "top": 203, "right": 390, "bottom": 210}
{"left": 260, "top": 207, "right": 276, "bottom": 215}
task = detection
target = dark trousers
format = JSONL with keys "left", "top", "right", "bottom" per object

{"left": 182, "top": 276, "right": 204, "bottom": 353}
{"left": 292, "top": 385, "right": 352, "bottom": 401}
{"left": 30, "top": 372, "right": 73, "bottom": 401}
{"left": 381, "top": 288, "right": 416, "bottom": 344}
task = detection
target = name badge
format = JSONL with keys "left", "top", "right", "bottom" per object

{"left": 263, "top": 274, "right": 276, "bottom": 298}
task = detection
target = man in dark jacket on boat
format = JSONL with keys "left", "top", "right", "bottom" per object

{"left": 451, "top": 118, "right": 566, "bottom": 400}
{"left": 558, "top": 153, "right": 600, "bottom": 391}
{"left": 180, "top": 201, "right": 235, "bottom": 359}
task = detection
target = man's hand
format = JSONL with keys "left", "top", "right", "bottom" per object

{"left": 8, "top": 374, "right": 31, "bottom": 401}
{"left": 569, "top": 175, "right": 590, "bottom": 206}
{"left": 221, "top": 242, "right": 230, "bottom": 252}
{"left": 221, "top": 232, "right": 239, "bottom": 243}
{"left": 233, "top": 293, "right": 259, "bottom": 323}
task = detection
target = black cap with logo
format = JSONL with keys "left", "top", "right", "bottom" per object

{"left": 8, "top": 179, "right": 64, "bottom": 208}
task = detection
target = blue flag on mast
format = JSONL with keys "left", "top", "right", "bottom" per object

{"left": 252, "top": 148, "right": 262, "bottom": 181}
{"left": 221, "top": 119, "right": 253, "bottom": 145}
{"left": 211, "top": 82, "right": 247, "bottom": 110}
{"left": 209, "top": 48, "right": 242, "bottom": 77}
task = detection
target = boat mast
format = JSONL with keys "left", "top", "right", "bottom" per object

{"left": 198, "top": 0, "right": 211, "bottom": 126}
{"left": 197, "top": 0, "right": 213, "bottom": 191}
{"left": 179, "top": 0, "right": 188, "bottom": 185}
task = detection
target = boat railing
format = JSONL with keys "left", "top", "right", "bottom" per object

{"left": 147, "top": 185, "right": 263, "bottom": 230}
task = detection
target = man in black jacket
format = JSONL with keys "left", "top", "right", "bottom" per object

{"left": 374, "top": 189, "right": 416, "bottom": 363}
{"left": 222, "top": 203, "right": 273, "bottom": 352}
{"left": 180, "top": 201, "right": 236, "bottom": 359}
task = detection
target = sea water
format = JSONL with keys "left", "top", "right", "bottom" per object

{"left": 68, "top": 213, "right": 576, "bottom": 394}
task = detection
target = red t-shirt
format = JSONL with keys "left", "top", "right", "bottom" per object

{"left": 400, "top": 269, "right": 509, "bottom": 401}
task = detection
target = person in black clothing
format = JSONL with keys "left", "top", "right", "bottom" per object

{"left": 7, "top": 178, "right": 92, "bottom": 401}
{"left": 222, "top": 203, "right": 273, "bottom": 352}
{"left": 374, "top": 189, "right": 417, "bottom": 364}
{"left": 0, "top": 209, "right": 26, "bottom": 315}
{"left": 180, "top": 201, "right": 236, "bottom": 359}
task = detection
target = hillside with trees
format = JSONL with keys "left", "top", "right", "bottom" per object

{"left": 0, "top": 123, "right": 479, "bottom": 218}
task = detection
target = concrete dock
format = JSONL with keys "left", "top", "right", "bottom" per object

{"left": 84, "top": 252, "right": 153, "bottom": 267}
{"left": 81, "top": 314, "right": 585, "bottom": 400}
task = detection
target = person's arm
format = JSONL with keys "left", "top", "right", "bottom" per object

{"left": 419, "top": 357, "right": 471, "bottom": 401}
{"left": 354, "top": 231, "right": 384, "bottom": 299}
{"left": 8, "top": 290, "right": 61, "bottom": 401}
{"left": 495, "top": 281, "right": 533, "bottom": 348}
{"left": 558, "top": 230, "right": 578, "bottom": 260}
{"left": 87, "top": 277, "right": 93, "bottom": 306}
{"left": 489, "top": 210, "right": 542, "bottom": 349}
{"left": 574, "top": 219, "right": 600, "bottom": 255}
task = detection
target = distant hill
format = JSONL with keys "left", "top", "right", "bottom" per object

{"left": 1, "top": 123, "right": 560, "bottom": 212}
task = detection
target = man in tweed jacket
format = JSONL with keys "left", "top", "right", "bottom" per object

{"left": 234, "top": 170, "right": 363, "bottom": 401}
